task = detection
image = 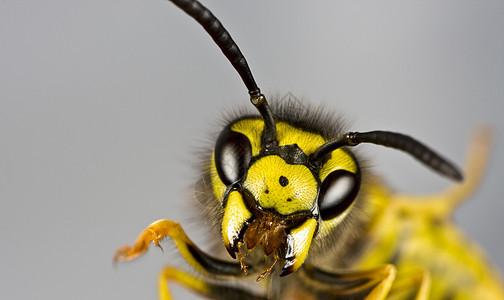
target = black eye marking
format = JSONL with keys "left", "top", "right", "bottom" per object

{"left": 214, "top": 128, "right": 252, "bottom": 186}
{"left": 265, "top": 189, "right": 269, "bottom": 194}
{"left": 279, "top": 176, "right": 289, "bottom": 187}
{"left": 286, "top": 198, "right": 292, "bottom": 202}
{"left": 318, "top": 170, "right": 361, "bottom": 221}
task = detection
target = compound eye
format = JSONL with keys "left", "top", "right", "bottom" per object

{"left": 214, "top": 128, "right": 252, "bottom": 186}
{"left": 318, "top": 170, "right": 360, "bottom": 220}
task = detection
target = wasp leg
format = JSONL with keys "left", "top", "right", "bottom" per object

{"left": 301, "top": 264, "right": 397, "bottom": 300}
{"left": 114, "top": 219, "right": 245, "bottom": 276}
{"left": 114, "top": 220, "right": 266, "bottom": 299}
{"left": 390, "top": 127, "right": 491, "bottom": 217}
{"left": 157, "top": 266, "right": 265, "bottom": 300}
{"left": 388, "top": 270, "right": 431, "bottom": 300}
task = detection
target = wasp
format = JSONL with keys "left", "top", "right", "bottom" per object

{"left": 114, "top": 0, "right": 504, "bottom": 299}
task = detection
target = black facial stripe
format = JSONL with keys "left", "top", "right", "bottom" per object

{"left": 215, "top": 128, "right": 252, "bottom": 186}
{"left": 276, "top": 144, "right": 308, "bottom": 164}
{"left": 318, "top": 170, "right": 361, "bottom": 221}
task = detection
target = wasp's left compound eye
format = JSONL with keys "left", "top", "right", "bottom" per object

{"left": 318, "top": 170, "right": 361, "bottom": 220}
{"left": 214, "top": 128, "right": 252, "bottom": 186}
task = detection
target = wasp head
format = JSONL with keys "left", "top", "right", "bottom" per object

{"left": 212, "top": 117, "right": 361, "bottom": 279}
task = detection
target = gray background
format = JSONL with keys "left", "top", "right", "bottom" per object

{"left": 1, "top": 0, "right": 503, "bottom": 299}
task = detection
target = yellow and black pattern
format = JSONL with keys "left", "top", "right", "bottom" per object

{"left": 113, "top": 0, "right": 504, "bottom": 299}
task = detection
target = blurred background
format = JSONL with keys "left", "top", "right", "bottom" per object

{"left": 1, "top": 0, "right": 503, "bottom": 299}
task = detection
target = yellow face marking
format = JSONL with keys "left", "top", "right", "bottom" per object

{"left": 288, "top": 218, "right": 317, "bottom": 273}
{"left": 210, "top": 152, "right": 227, "bottom": 203}
{"left": 244, "top": 155, "right": 317, "bottom": 215}
{"left": 275, "top": 122, "right": 326, "bottom": 155}
{"left": 231, "top": 119, "right": 327, "bottom": 157}
{"left": 222, "top": 190, "right": 252, "bottom": 250}
{"left": 213, "top": 118, "right": 334, "bottom": 205}
{"left": 318, "top": 149, "right": 357, "bottom": 181}
{"left": 316, "top": 206, "right": 353, "bottom": 239}
{"left": 316, "top": 149, "right": 358, "bottom": 235}
{"left": 213, "top": 118, "right": 358, "bottom": 219}
{"left": 230, "top": 119, "right": 264, "bottom": 156}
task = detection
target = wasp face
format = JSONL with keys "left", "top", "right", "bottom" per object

{"left": 240, "top": 154, "right": 319, "bottom": 277}
{"left": 212, "top": 117, "right": 361, "bottom": 277}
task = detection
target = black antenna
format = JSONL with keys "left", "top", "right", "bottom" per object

{"left": 310, "top": 131, "right": 463, "bottom": 181}
{"left": 168, "top": 0, "right": 277, "bottom": 148}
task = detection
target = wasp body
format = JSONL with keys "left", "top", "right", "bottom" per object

{"left": 114, "top": 0, "right": 504, "bottom": 299}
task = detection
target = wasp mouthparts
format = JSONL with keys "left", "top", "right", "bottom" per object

{"left": 233, "top": 211, "right": 288, "bottom": 280}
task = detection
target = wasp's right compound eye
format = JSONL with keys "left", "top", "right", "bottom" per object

{"left": 318, "top": 169, "right": 361, "bottom": 221}
{"left": 214, "top": 128, "right": 252, "bottom": 186}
